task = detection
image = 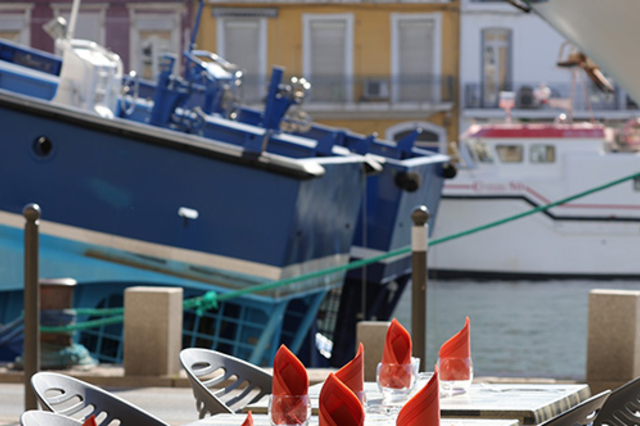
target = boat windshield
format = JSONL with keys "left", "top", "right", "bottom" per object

{"left": 466, "top": 139, "right": 494, "bottom": 164}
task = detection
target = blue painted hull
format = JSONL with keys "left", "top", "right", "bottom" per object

{"left": 0, "top": 88, "right": 365, "bottom": 365}
{"left": 0, "top": 90, "right": 364, "bottom": 274}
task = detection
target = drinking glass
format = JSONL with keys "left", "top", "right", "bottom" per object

{"left": 268, "top": 394, "right": 311, "bottom": 426}
{"left": 376, "top": 360, "right": 418, "bottom": 403}
{"left": 412, "top": 371, "right": 435, "bottom": 395}
{"left": 437, "top": 357, "right": 473, "bottom": 396}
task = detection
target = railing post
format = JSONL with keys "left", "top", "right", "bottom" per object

{"left": 23, "top": 203, "right": 41, "bottom": 411}
{"left": 411, "top": 205, "right": 430, "bottom": 372}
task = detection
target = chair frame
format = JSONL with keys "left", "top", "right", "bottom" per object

{"left": 179, "top": 347, "right": 273, "bottom": 418}
{"left": 539, "top": 390, "right": 611, "bottom": 426}
{"left": 30, "top": 372, "right": 169, "bottom": 426}
{"left": 594, "top": 375, "right": 640, "bottom": 426}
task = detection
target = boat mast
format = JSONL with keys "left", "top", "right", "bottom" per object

{"left": 190, "top": 0, "right": 205, "bottom": 52}
{"left": 66, "top": 0, "right": 81, "bottom": 40}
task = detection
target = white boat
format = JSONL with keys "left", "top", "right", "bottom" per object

{"left": 429, "top": 121, "right": 640, "bottom": 279}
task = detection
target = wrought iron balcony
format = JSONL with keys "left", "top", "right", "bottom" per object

{"left": 239, "top": 74, "right": 455, "bottom": 106}
{"left": 464, "top": 81, "right": 638, "bottom": 112}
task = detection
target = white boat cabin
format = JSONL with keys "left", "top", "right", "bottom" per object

{"left": 458, "top": 122, "right": 609, "bottom": 176}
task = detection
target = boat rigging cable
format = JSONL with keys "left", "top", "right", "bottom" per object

{"left": 38, "top": 169, "right": 640, "bottom": 333}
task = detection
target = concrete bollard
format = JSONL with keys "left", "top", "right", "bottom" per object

{"left": 124, "top": 286, "right": 183, "bottom": 377}
{"left": 587, "top": 289, "right": 640, "bottom": 393}
{"left": 357, "top": 321, "right": 391, "bottom": 382}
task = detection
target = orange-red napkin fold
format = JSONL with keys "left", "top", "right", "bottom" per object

{"left": 396, "top": 370, "right": 440, "bottom": 426}
{"left": 241, "top": 411, "right": 254, "bottom": 426}
{"left": 319, "top": 373, "right": 365, "bottom": 426}
{"left": 272, "top": 344, "right": 309, "bottom": 396}
{"left": 271, "top": 345, "right": 309, "bottom": 425}
{"left": 336, "top": 342, "right": 364, "bottom": 403}
{"left": 82, "top": 416, "right": 97, "bottom": 426}
{"left": 438, "top": 316, "right": 471, "bottom": 380}
{"left": 379, "top": 319, "right": 413, "bottom": 388}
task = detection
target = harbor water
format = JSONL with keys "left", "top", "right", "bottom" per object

{"left": 392, "top": 278, "right": 640, "bottom": 380}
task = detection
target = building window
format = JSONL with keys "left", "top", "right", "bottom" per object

{"left": 217, "top": 17, "right": 267, "bottom": 104}
{"left": 634, "top": 177, "right": 640, "bottom": 191}
{"left": 303, "top": 13, "right": 354, "bottom": 103}
{"left": 0, "top": 5, "right": 32, "bottom": 44}
{"left": 530, "top": 144, "right": 555, "bottom": 163}
{"left": 51, "top": 5, "right": 106, "bottom": 46}
{"left": 496, "top": 144, "right": 523, "bottom": 162}
{"left": 391, "top": 13, "right": 442, "bottom": 104}
{"left": 482, "top": 28, "right": 512, "bottom": 107}
{"left": 129, "top": 6, "right": 183, "bottom": 81}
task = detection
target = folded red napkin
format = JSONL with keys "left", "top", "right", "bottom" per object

{"left": 396, "top": 370, "right": 440, "bottom": 426}
{"left": 438, "top": 316, "right": 471, "bottom": 380}
{"left": 271, "top": 345, "right": 309, "bottom": 425}
{"left": 319, "top": 373, "right": 365, "bottom": 426}
{"left": 241, "top": 411, "right": 253, "bottom": 426}
{"left": 273, "top": 344, "right": 309, "bottom": 395}
{"left": 336, "top": 342, "right": 364, "bottom": 403}
{"left": 82, "top": 415, "right": 97, "bottom": 426}
{"left": 379, "top": 318, "right": 413, "bottom": 388}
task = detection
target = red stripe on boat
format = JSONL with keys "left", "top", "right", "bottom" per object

{"left": 465, "top": 123, "right": 605, "bottom": 139}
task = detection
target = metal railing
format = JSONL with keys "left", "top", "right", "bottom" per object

{"left": 239, "top": 74, "right": 455, "bottom": 105}
{"left": 464, "top": 81, "right": 638, "bottom": 112}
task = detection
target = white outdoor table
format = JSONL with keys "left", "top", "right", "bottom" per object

{"left": 183, "top": 413, "right": 521, "bottom": 426}
{"left": 244, "top": 381, "right": 590, "bottom": 425}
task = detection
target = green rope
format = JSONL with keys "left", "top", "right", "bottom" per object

{"left": 73, "top": 307, "right": 124, "bottom": 316}
{"left": 430, "top": 170, "right": 640, "bottom": 246}
{"left": 38, "top": 169, "right": 640, "bottom": 331}
{"left": 41, "top": 315, "right": 124, "bottom": 333}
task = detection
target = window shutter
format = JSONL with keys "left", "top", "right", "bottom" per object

{"left": 309, "top": 20, "right": 346, "bottom": 101}
{"left": 398, "top": 19, "right": 435, "bottom": 101}
{"left": 222, "top": 19, "right": 262, "bottom": 102}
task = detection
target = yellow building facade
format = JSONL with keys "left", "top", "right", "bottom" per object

{"left": 196, "top": 0, "right": 460, "bottom": 151}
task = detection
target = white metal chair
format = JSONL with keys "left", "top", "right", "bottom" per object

{"left": 20, "top": 411, "right": 83, "bottom": 426}
{"left": 179, "top": 347, "right": 273, "bottom": 418}
{"left": 539, "top": 390, "right": 611, "bottom": 426}
{"left": 30, "top": 372, "right": 169, "bottom": 426}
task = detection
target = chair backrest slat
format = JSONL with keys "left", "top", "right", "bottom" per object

{"left": 21, "top": 410, "right": 83, "bottom": 426}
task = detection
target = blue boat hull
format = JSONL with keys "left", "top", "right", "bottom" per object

{"left": 0, "top": 89, "right": 367, "bottom": 365}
